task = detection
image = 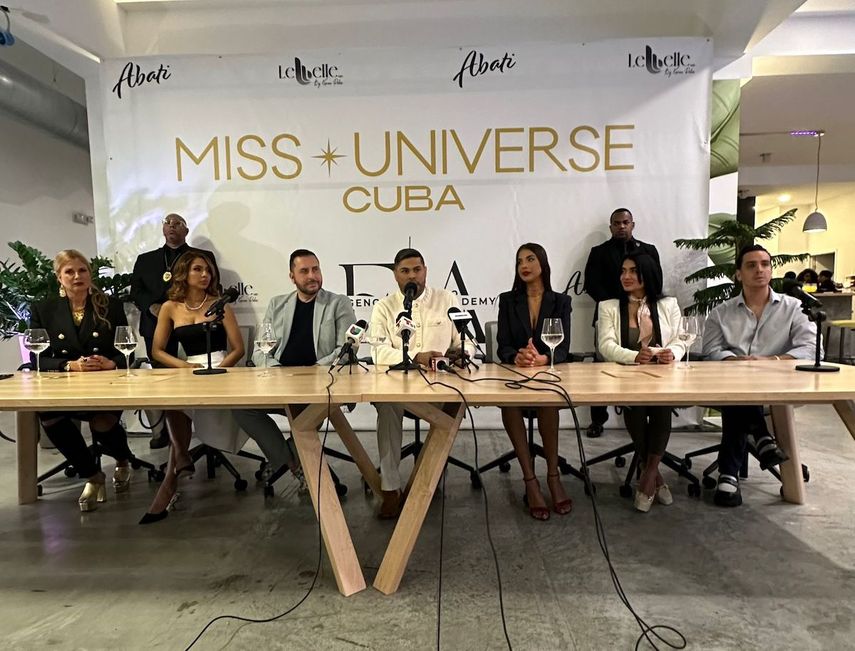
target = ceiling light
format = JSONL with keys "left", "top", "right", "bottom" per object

{"left": 803, "top": 131, "right": 827, "bottom": 233}
{"left": 777, "top": 193, "right": 791, "bottom": 203}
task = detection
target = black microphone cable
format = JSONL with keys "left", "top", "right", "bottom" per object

{"left": 414, "top": 365, "right": 513, "bottom": 651}
{"left": 444, "top": 361, "right": 687, "bottom": 651}
{"left": 184, "top": 367, "right": 337, "bottom": 650}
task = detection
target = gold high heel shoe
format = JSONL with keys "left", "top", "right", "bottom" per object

{"left": 79, "top": 480, "right": 107, "bottom": 512}
{"left": 113, "top": 465, "right": 132, "bottom": 493}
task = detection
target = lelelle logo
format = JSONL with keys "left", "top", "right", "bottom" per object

{"left": 111, "top": 61, "right": 172, "bottom": 99}
{"left": 628, "top": 45, "right": 695, "bottom": 77}
{"left": 278, "top": 57, "right": 343, "bottom": 88}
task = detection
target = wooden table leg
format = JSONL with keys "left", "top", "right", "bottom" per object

{"left": 289, "top": 403, "right": 366, "bottom": 597}
{"left": 374, "top": 402, "right": 464, "bottom": 595}
{"left": 770, "top": 405, "right": 805, "bottom": 505}
{"left": 327, "top": 407, "right": 382, "bottom": 495}
{"left": 17, "top": 412, "right": 39, "bottom": 505}
{"left": 832, "top": 400, "right": 855, "bottom": 443}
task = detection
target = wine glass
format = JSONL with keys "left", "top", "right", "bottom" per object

{"left": 366, "top": 323, "right": 387, "bottom": 371}
{"left": 23, "top": 328, "right": 49, "bottom": 379}
{"left": 677, "top": 316, "right": 700, "bottom": 370}
{"left": 113, "top": 326, "right": 138, "bottom": 378}
{"left": 254, "top": 321, "right": 278, "bottom": 377}
{"left": 541, "top": 318, "right": 564, "bottom": 372}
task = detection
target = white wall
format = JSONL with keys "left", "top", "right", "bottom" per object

{"left": 0, "top": 111, "right": 96, "bottom": 371}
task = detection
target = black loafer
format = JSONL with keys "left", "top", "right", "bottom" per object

{"left": 713, "top": 475, "right": 742, "bottom": 507}
{"left": 586, "top": 423, "right": 604, "bottom": 438}
{"left": 756, "top": 438, "right": 789, "bottom": 470}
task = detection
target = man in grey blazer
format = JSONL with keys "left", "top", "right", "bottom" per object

{"left": 232, "top": 249, "right": 356, "bottom": 477}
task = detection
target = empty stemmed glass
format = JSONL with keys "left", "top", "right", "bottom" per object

{"left": 254, "top": 321, "right": 278, "bottom": 377}
{"left": 23, "top": 328, "right": 49, "bottom": 379}
{"left": 365, "top": 323, "right": 387, "bottom": 371}
{"left": 677, "top": 316, "right": 701, "bottom": 370}
{"left": 541, "top": 318, "right": 564, "bottom": 372}
{"left": 113, "top": 326, "right": 138, "bottom": 377}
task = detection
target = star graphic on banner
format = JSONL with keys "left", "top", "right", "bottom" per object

{"left": 312, "top": 140, "right": 347, "bottom": 177}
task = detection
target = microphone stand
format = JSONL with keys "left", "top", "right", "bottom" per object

{"left": 193, "top": 306, "right": 228, "bottom": 376}
{"left": 388, "top": 299, "right": 420, "bottom": 374}
{"left": 795, "top": 304, "right": 839, "bottom": 373}
{"left": 335, "top": 346, "right": 369, "bottom": 374}
{"left": 455, "top": 325, "right": 479, "bottom": 372}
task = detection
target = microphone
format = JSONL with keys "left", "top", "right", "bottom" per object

{"left": 447, "top": 306, "right": 473, "bottom": 335}
{"left": 782, "top": 279, "right": 822, "bottom": 309}
{"left": 395, "top": 311, "right": 415, "bottom": 344}
{"left": 403, "top": 282, "right": 418, "bottom": 311}
{"left": 430, "top": 356, "right": 452, "bottom": 372}
{"left": 204, "top": 286, "right": 239, "bottom": 317}
{"left": 333, "top": 319, "right": 368, "bottom": 364}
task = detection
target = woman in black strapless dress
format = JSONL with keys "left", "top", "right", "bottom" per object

{"left": 140, "top": 251, "right": 245, "bottom": 523}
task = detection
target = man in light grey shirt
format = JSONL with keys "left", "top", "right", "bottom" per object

{"left": 232, "top": 249, "right": 356, "bottom": 480}
{"left": 702, "top": 244, "right": 817, "bottom": 507}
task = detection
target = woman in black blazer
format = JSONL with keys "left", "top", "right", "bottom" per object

{"left": 29, "top": 250, "right": 135, "bottom": 512}
{"left": 496, "top": 243, "right": 572, "bottom": 520}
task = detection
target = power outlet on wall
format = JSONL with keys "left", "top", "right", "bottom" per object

{"left": 72, "top": 212, "right": 94, "bottom": 225}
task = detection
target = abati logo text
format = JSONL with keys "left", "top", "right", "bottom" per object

{"left": 278, "top": 57, "right": 343, "bottom": 88}
{"left": 628, "top": 45, "right": 695, "bottom": 77}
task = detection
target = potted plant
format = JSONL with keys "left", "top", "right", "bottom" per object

{"left": 674, "top": 208, "right": 809, "bottom": 315}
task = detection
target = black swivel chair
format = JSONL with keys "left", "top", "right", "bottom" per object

{"left": 15, "top": 361, "right": 164, "bottom": 496}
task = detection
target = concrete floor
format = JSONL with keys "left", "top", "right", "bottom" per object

{"left": 0, "top": 406, "right": 853, "bottom": 651}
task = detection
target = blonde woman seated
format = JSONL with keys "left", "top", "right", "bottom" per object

{"left": 140, "top": 251, "right": 245, "bottom": 523}
{"left": 597, "top": 252, "right": 686, "bottom": 513}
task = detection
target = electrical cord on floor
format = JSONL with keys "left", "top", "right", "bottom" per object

{"left": 414, "top": 365, "right": 513, "bottom": 651}
{"left": 133, "top": 409, "right": 165, "bottom": 432}
{"left": 436, "top": 463, "right": 447, "bottom": 651}
{"left": 184, "top": 368, "right": 336, "bottom": 651}
{"left": 0, "top": 430, "right": 14, "bottom": 443}
{"left": 446, "top": 362, "right": 687, "bottom": 651}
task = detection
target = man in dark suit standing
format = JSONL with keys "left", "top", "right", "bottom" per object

{"left": 583, "top": 207, "right": 661, "bottom": 437}
{"left": 130, "top": 213, "right": 219, "bottom": 448}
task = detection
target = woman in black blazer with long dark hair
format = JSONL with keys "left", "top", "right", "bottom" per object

{"left": 29, "top": 249, "right": 135, "bottom": 512}
{"left": 496, "top": 243, "right": 572, "bottom": 520}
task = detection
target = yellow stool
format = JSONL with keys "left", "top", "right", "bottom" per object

{"left": 829, "top": 320, "right": 855, "bottom": 364}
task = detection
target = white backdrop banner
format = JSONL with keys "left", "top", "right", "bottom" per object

{"left": 98, "top": 38, "right": 711, "bottom": 357}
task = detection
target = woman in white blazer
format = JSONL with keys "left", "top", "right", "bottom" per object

{"left": 597, "top": 252, "right": 686, "bottom": 513}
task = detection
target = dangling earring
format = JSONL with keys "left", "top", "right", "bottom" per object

{"left": 59, "top": 286, "right": 66, "bottom": 298}
{"left": 88, "top": 286, "right": 94, "bottom": 295}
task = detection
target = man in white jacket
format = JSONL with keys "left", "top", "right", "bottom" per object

{"left": 370, "top": 248, "right": 474, "bottom": 518}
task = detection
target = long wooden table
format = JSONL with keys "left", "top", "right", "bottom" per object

{"left": 2, "top": 361, "right": 854, "bottom": 597}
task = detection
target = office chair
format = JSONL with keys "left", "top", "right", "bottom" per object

{"left": 15, "top": 361, "right": 164, "bottom": 496}
{"left": 475, "top": 321, "right": 593, "bottom": 491}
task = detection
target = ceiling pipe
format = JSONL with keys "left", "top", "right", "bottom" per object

{"left": 0, "top": 57, "right": 88, "bottom": 149}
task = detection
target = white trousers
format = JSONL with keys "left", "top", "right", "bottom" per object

{"left": 375, "top": 403, "right": 405, "bottom": 491}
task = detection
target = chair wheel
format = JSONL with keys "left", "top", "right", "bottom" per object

{"left": 802, "top": 465, "right": 810, "bottom": 483}
{"left": 148, "top": 469, "right": 165, "bottom": 482}
{"left": 64, "top": 467, "right": 76, "bottom": 478}
{"left": 234, "top": 479, "right": 248, "bottom": 491}
{"left": 255, "top": 470, "right": 264, "bottom": 480}
{"left": 683, "top": 458, "right": 692, "bottom": 470}
{"left": 559, "top": 462, "right": 572, "bottom": 475}
{"left": 618, "top": 484, "right": 632, "bottom": 498}
{"left": 470, "top": 472, "right": 482, "bottom": 489}
{"left": 335, "top": 481, "right": 348, "bottom": 497}
{"left": 702, "top": 476, "right": 717, "bottom": 490}
{"left": 130, "top": 460, "right": 141, "bottom": 470}
{"left": 264, "top": 485, "right": 274, "bottom": 498}
{"left": 614, "top": 456, "right": 626, "bottom": 468}
{"left": 37, "top": 485, "right": 43, "bottom": 497}
{"left": 688, "top": 483, "right": 701, "bottom": 498}
{"left": 499, "top": 462, "right": 511, "bottom": 473}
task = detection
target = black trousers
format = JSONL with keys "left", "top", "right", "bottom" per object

{"left": 38, "top": 411, "right": 132, "bottom": 478}
{"left": 718, "top": 406, "right": 770, "bottom": 477}
{"left": 623, "top": 405, "right": 672, "bottom": 460}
